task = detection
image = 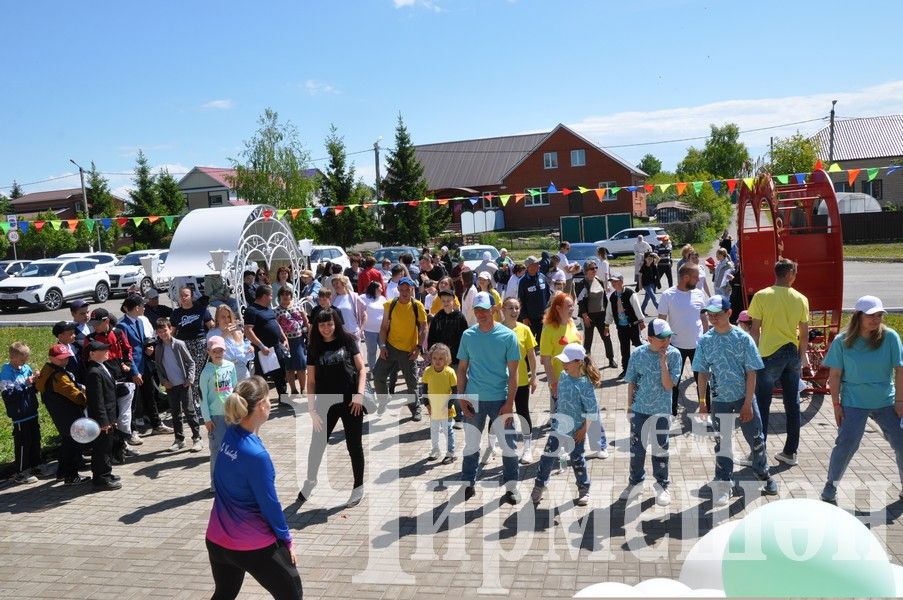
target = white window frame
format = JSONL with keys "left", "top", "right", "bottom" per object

{"left": 525, "top": 187, "right": 550, "bottom": 207}
{"left": 598, "top": 180, "right": 617, "bottom": 201}
{"left": 543, "top": 152, "right": 558, "bottom": 169}
{"left": 482, "top": 195, "right": 501, "bottom": 209}
{"left": 208, "top": 191, "right": 226, "bottom": 207}
{"left": 570, "top": 149, "right": 586, "bottom": 167}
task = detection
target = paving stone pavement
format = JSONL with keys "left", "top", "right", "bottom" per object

{"left": 1, "top": 336, "right": 902, "bottom": 599}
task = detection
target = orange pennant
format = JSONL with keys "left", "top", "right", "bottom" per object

{"left": 362, "top": 203, "right": 372, "bottom": 210}
{"left": 814, "top": 159, "right": 823, "bottom": 171}
{"left": 726, "top": 179, "right": 738, "bottom": 194}
{"left": 675, "top": 182, "right": 687, "bottom": 195}
{"left": 594, "top": 189, "right": 605, "bottom": 202}
{"left": 437, "top": 198, "right": 449, "bottom": 205}
{"left": 67, "top": 219, "right": 79, "bottom": 230}
{"left": 644, "top": 184, "right": 654, "bottom": 193}
{"left": 513, "top": 194, "right": 525, "bottom": 203}
{"left": 847, "top": 168, "right": 861, "bottom": 187}
{"left": 147, "top": 215, "right": 160, "bottom": 224}
{"left": 290, "top": 208, "right": 300, "bottom": 219}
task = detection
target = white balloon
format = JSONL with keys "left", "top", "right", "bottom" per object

{"left": 678, "top": 520, "right": 740, "bottom": 593}
{"left": 71, "top": 417, "right": 100, "bottom": 444}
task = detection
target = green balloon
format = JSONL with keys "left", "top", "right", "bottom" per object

{"left": 721, "top": 499, "right": 895, "bottom": 597}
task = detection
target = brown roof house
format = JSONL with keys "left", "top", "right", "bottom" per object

{"left": 178, "top": 166, "right": 323, "bottom": 211}
{"left": 9, "top": 187, "right": 127, "bottom": 220}
{"left": 415, "top": 124, "right": 647, "bottom": 236}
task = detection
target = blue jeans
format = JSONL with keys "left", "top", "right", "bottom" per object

{"left": 629, "top": 412, "right": 670, "bottom": 488}
{"left": 534, "top": 433, "right": 589, "bottom": 490}
{"left": 363, "top": 330, "right": 380, "bottom": 373}
{"left": 755, "top": 343, "right": 801, "bottom": 454}
{"left": 461, "top": 399, "right": 519, "bottom": 488}
{"left": 430, "top": 419, "right": 455, "bottom": 454}
{"left": 827, "top": 405, "right": 903, "bottom": 485}
{"left": 711, "top": 398, "right": 769, "bottom": 481}
{"left": 641, "top": 283, "right": 659, "bottom": 313}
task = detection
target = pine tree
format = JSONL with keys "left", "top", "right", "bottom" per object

{"left": 314, "top": 125, "right": 378, "bottom": 247}
{"left": 9, "top": 180, "right": 23, "bottom": 199}
{"left": 127, "top": 150, "right": 163, "bottom": 248}
{"left": 380, "top": 115, "right": 448, "bottom": 245}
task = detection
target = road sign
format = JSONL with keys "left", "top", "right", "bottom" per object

{"left": 7, "top": 229, "right": 20, "bottom": 243}
{"left": 6, "top": 215, "right": 17, "bottom": 226}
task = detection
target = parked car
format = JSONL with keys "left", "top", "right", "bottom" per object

{"left": 565, "top": 242, "right": 607, "bottom": 286}
{"left": 107, "top": 250, "right": 168, "bottom": 296}
{"left": 0, "top": 260, "right": 31, "bottom": 281}
{"left": 306, "top": 245, "right": 350, "bottom": 273}
{"left": 595, "top": 227, "right": 668, "bottom": 257}
{"left": 373, "top": 246, "right": 419, "bottom": 265}
{"left": 57, "top": 252, "right": 119, "bottom": 270}
{"left": 457, "top": 244, "right": 500, "bottom": 272}
{"left": 0, "top": 258, "right": 111, "bottom": 311}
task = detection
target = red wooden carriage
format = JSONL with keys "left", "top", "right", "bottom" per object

{"left": 736, "top": 168, "right": 844, "bottom": 393}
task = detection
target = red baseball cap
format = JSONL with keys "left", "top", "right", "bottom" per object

{"left": 49, "top": 343, "right": 73, "bottom": 359}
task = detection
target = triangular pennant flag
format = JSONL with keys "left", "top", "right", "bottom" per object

{"left": 0, "top": 222, "right": 8, "bottom": 233}
{"left": 827, "top": 163, "right": 842, "bottom": 172}
{"left": 277, "top": 209, "right": 287, "bottom": 219}
{"left": 887, "top": 166, "right": 902, "bottom": 176}
{"left": 625, "top": 186, "right": 637, "bottom": 192}
{"left": 117, "top": 217, "right": 128, "bottom": 227}
{"left": 657, "top": 183, "right": 670, "bottom": 193}
{"left": 743, "top": 177, "right": 755, "bottom": 191}
{"left": 675, "top": 182, "right": 687, "bottom": 195}
{"left": 66, "top": 219, "right": 79, "bottom": 230}
{"left": 594, "top": 189, "right": 605, "bottom": 202}
{"left": 867, "top": 167, "right": 879, "bottom": 181}
{"left": 407, "top": 201, "right": 419, "bottom": 207}
{"left": 775, "top": 174, "right": 789, "bottom": 185}
{"left": 319, "top": 206, "right": 328, "bottom": 216}
{"left": 363, "top": 203, "right": 373, "bottom": 210}
{"left": 18, "top": 222, "right": 28, "bottom": 234}
{"left": 164, "top": 216, "right": 175, "bottom": 230}
{"left": 262, "top": 209, "right": 273, "bottom": 220}
{"left": 290, "top": 208, "right": 300, "bottom": 219}
{"left": 561, "top": 188, "right": 572, "bottom": 196}
{"left": 437, "top": 198, "right": 449, "bottom": 206}
{"left": 33, "top": 221, "right": 45, "bottom": 232}
{"left": 711, "top": 180, "right": 722, "bottom": 194}
{"left": 547, "top": 182, "right": 558, "bottom": 194}
{"left": 578, "top": 186, "right": 589, "bottom": 194}
{"left": 50, "top": 220, "right": 62, "bottom": 230}
{"left": 305, "top": 208, "right": 315, "bottom": 218}
{"left": 847, "top": 168, "right": 861, "bottom": 187}
{"left": 513, "top": 193, "right": 525, "bottom": 203}
{"left": 692, "top": 181, "right": 703, "bottom": 195}
{"left": 814, "top": 159, "right": 823, "bottom": 171}
{"left": 147, "top": 215, "right": 160, "bottom": 224}
{"left": 483, "top": 193, "right": 494, "bottom": 202}
{"left": 528, "top": 188, "right": 540, "bottom": 197}
{"left": 376, "top": 201, "right": 388, "bottom": 206}
{"left": 644, "top": 184, "right": 654, "bottom": 193}
{"left": 131, "top": 216, "right": 144, "bottom": 227}
{"left": 499, "top": 194, "right": 510, "bottom": 206}
{"left": 84, "top": 219, "right": 95, "bottom": 232}
{"left": 794, "top": 173, "right": 806, "bottom": 185}
{"left": 726, "top": 179, "right": 738, "bottom": 194}
{"left": 334, "top": 206, "right": 345, "bottom": 214}
{"left": 609, "top": 187, "right": 621, "bottom": 196}
{"left": 392, "top": 202, "right": 399, "bottom": 207}
{"left": 100, "top": 218, "right": 112, "bottom": 230}
{"left": 469, "top": 196, "right": 479, "bottom": 206}
{"left": 345, "top": 204, "right": 357, "bottom": 212}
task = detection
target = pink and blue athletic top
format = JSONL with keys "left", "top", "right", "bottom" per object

{"left": 205, "top": 424, "right": 293, "bottom": 551}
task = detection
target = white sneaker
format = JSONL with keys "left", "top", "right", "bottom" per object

{"left": 734, "top": 453, "right": 753, "bottom": 467}
{"left": 655, "top": 487, "right": 672, "bottom": 507}
{"left": 519, "top": 447, "right": 534, "bottom": 465}
{"left": 620, "top": 483, "right": 642, "bottom": 501}
{"left": 588, "top": 448, "right": 609, "bottom": 460}
{"left": 576, "top": 488, "right": 590, "bottom": 506}
{"left": 713, "top": 488, "right": 733, "bottom": 507}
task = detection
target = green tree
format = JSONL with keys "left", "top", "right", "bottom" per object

{"left": 637, "top": 153, "right": 662, "bottom": 177}
{"left": 9, "top": 180, "right": 23, "bottom": 199}
{"left": 0, "top": 193, "right": 10, "bottom": 216}
{"left": 85, "top": 163, "right": 120, "bottom": 250}
{"left": 677, "top": 147, "right": 706, "bottom": 177}
{"left": 314, "top": 125, "right": 378, "bottom": 247}
{"left": 700, "top": 123, "right": 749, "bottom": 179}
{"left": 17, "top": 210, "right": 77, "bottom": 258}
{"left": 126, "top": 150, "right": 164, "bottom": 247}
{"left": 769, "top": 133, "right": 820, "bottom": 175}
{"left": 646, "top": 171, "right": 731, "bottom": 244}
{"left": 380, "top": 114, "right": 449, "bottom": 245}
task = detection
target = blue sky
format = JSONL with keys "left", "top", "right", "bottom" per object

{"left": 2, "top": 0, "right": 901, "bottom": 199}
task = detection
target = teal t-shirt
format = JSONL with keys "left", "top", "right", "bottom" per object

{"left": 692, "top": 326, "right": 764, "bottom": 403}
{"left": 457, "top": 322, "right": 520, "bottom": 404}
{"left": 823, "top": 329, "right": 903, "bottom": 409}
{"left": 625, "top": 344, "right": 682, "bottom": 416}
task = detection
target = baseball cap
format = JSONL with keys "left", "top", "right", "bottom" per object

{"left": 854, "top": 295, "right": 885, "bottom": 315}
{"left": 207, "top": 335, "right": 226, "bottom": 351}
{"left": 398, "top": 276, "right": 416, "bottom": 287}
{"left": 524, "top": 256, "right": 538, "bottom": 266}
{"left": 52, "top": 321, "right": 77, "bottom": 336}
{"left": 555, "top": 342, "right": 586, "bottom": 364}
{"left": 440, "top": 246, "right": 448, "bottom": 252}
{"left": 87, "top": 340, "right": 111, "bottom": 352}
{"left": 473, "top": 291, "right": 493, "bottom": 310}
{"left": 550, "top": 271, "right": 566, "bottom": 283}
{"left": 737, "top": 310, "right": 752, "bottom": 323}
{"left": 438, "top": 289, "right": 455, "bottom": 298}
{"left": 88, "top": 308, "right": 110, "bottom": 325}
{"left": 49, "top": 343, "right": 73, "bottom": 359}
{"left": 145, "top": 288, "right": 159, "bottom": 299}
{"left": 500, "top": 248, "right": 508, "bottom": 253}
{"left": 482, "top": 251, "right": 492, "bottom": 261}
{"left": 608, "top": 272, "right": 625, "bottom": 282}
{"left": 703, "top": 295, "right": 731, "bottom": 313}
{"left": 477, "top": 271, "right": 492, "bottom": 280}
{"left": 647, "top": 318, "right": 673, "bottom": 339}
{"left": 69, "top": 299, "right": 89, "bottom": 311}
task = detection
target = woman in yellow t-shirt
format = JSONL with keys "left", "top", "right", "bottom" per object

{"left": 502, "top": 297, "right": 539, "bottom": 464}
{"left": 476, "top": 271, "right": 503, "bottom": 322}
{"left": 430, "top": 276, "right": 461, "bottom": 316}
{"left": 540, "top": 292, "right": 581, "bottom": 411}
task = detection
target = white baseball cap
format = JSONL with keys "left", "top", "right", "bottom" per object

{"left": 854, "top": 295, "right": 885, "bottom": 315}
{"left": 473, "top": 291, "right": 494, "bottom": 310}
{"left": 477, "top": 270, "right": 492, "bottom": 280}
{"left": 550, "top": 270, "right": 566, "bottom": 283}
{"left": 482, "top": 251, "right": 492, "bottom": 261}
{"left": 555, "top": 342, "right": 586, "bottom": 364}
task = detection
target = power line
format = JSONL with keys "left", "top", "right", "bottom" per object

{"left": 600, "top": 117, "right": 828, "bottom": 149}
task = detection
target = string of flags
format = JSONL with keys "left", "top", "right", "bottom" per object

{"left": 4, "top": 161, "right": 900, "bottom": 234}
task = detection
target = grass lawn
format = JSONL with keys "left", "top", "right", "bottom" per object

{"left": 843, "top": 242, "right": 903, "bottom": 260}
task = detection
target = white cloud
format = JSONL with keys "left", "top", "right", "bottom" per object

{"left": 392, "top": 0, "right": 443, "bottom": 11}
{"left": 303, "top": 80, "right": 338, "bottom": 96}
{"left": 567, "top": 80, "right": 903, "bottom": 169}
{"left": 200, "top": 99, "right": 234, "bottom": 110}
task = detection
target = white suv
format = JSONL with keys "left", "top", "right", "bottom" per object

{"left": 307, "top": 245, "right": 350, "bottom": 272}
{"left": 0, "top": 258, "right": 111, "bottom": 312}
{"left": 107, "top": 250, "right": 168, "bottom": 296}
{"left": 595, "top": 227, "right": 668, "bottom": 257}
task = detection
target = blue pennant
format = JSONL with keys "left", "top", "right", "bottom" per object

{"left": 794, "top": 173, "right": 806, "bottom": 184}
{"left": 18, "top": 222, "right": 28, "bottom": 234}
{"left": 887, "top": 166, "right": 901, "bottom": 176}
{"left": 625, "top": 186, "right": 637, "bottom": 192}
{"left": 711, "top": 180, "right": 722, "bottom": 194}
{"left": 100, "top": 218, "right": 112, "bottom": 230}
{"left": 469, "top": 196, "right": 479, "bottom": 206}
{"left": 392, "top": 202, "right": 399, "bottom": 207}
{"left": 547, "top": 182, "right": 558, "bottom": 194}
{"left": 319, "top": 206, "right": 328, "bottom": 216}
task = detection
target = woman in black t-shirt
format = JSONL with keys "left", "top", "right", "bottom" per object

{"left": 298, "top": 308, "right": 367, "bottom": 509}
{"left": 172, "top": 287, "right": 214, "bottom": 411}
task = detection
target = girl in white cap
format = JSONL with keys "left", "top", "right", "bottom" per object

{"left": 820, "top": 295, "right": 903, "bottom": 504}
{"left": 530, "top": 343, "right": 601, "bottom": 507}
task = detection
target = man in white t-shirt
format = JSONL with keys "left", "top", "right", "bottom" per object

{"left": 657, "top": 263, "right": 709, "bottom": 417}
{"left": 557, "top": 241, "right": 581, "bottom": 296}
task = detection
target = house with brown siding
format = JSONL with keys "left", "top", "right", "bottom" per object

{"left": 9, "top": 187, "right": 126, "bottom": 220}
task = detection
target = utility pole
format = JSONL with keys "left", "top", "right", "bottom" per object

{"left": 828, "top": 100, "right": 837, "bottom": 163}
{"left": 70, "top": 159, "right": 102, "bottom": 251}
{"left": 770, "top": 136, "right": 774, "bottom": 164}
{"left": 373, "top": 139, "right": 382, "bottom": 201}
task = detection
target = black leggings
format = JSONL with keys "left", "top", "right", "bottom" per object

{"left": 514, "top": 385, "right": 532, "bottom": 435}
{"left": 306, "top": 398, "right": 365, "bottom": 488}
{"left": 671, "top": 347, "right": 710, "bottom": 416}
{"left": 206, "top": 539, "right": 303, "bottom": 600}
{"left": 615, "top": 324, "right": 642, "bottom": 370}
{"left": 582, "top": 312, "right": 615, "bottom": 360}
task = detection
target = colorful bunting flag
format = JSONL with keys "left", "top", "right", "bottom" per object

{"left": 594, "top": 189, "right": 605, "bottom": 202}
{"left": 290, "top": 208, "right": 300, "bottom": 219}
{"left": 277, "top": 209, "right": 287, "bottom": 219}
{"left": 163, "top": 216, "right": 174, "bottom": 230}
{"left": 513, "top": 193, "right": 525, "bottom": 203}
{"left": 657, "top": 183, "right": 670, "bottom": 193}
{"left": 675, "top": 182, "right": 687, "bottom": 195}
{"left": 147, "top": 215, "right": 160, "bottom": 224}
{"left": 625, "top": 186, "right": 637, "bottom": 192}
{"left": 609, "top": 187, "right": 621, "bottom": 196}
{"left": 867, "top": 168, "right": 879, "bottom": 181}
{"left": 131, "top": 217, "right": 144, "bottom": 227}
{"left": 469, "top": 197, "right": 479, "bottom": 206}
{"left": 827, "top": 163, "right": 842, "bottom": 172}
{"left": 499, "top": 194, "right": 510, "bottom": 206}
{"left": 334, "top": 206, "right": 345, "bottom": 214}
{"left": 84, "top": 219, "right": 95, "bottom": 232}
{"left": 547, "top": 182, "right": 558, "bottom": 194}
{"left": 692, "top": 181, "right": 703, "bottom": 195}
{"left": 33, "top": 221, "right": 44, "bottom": 232}
{"left": 18, "top": 222, "right": 28, "bottom": 234}
{"left": 847, "top": 169, "right": 861, "bottom": 187}
{"left": 888, "top": 166, "right": 902, "bottom": 176}
{"left": 100, "top": 218, "right": 112, "bottom": 230}
{"left": 262, "top": 209, "right": 273, "bottom": 220}
{"left": 117, "top": 217, "right": 128, "bottom": 227}
{"left": 578, "top": 186, "right": 590, "bottom": 194}
{"left": 319, "top": 207, "right": 328, "bottom": 216}
{"left": 0, "top": 222, "right": 8, "bottom": 233}
{"left": 743, "top": 177, "right": 755, "bottom": 191}
{"left": 67, "top": 219, "right": 79, "bottom": 230}
{"left": 644, "top": 184, "right": 654, "bottom": 193}
{"left": 527, "top": 189, "right": 540, "bottom": 197}
{"left": 407, "top": 201, "right": 419, "bottom": 207}
{"left": 814, "top": 159, "right": 823, "bottom": 171}
{"left": 775, "top": 174, "right": 789, "bottom": 185}
{"left": 305, "top": 208, "right": 315, "bottom": 218}
{"left": 50, "top": 220, "right": 62, "bottom": 231}
{"left": 711, "top": 180, "right": 722, "bottom": 194}
{"left": 437, "top": 199, "right": 449, "bottom": 206}
{"left": 726, "top": 179, "right": 738, "bottom": 194}
{"left": 561, "top": 188, "right": 572, "bottom": 196}
{"left": 794, "top": 173, "right": 806, "bottom": 185}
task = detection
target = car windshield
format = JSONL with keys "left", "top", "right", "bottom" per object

{"left": 117, "top": 254, "right": 149, "bottom": 266}
{"left": 309, "top": 249, "right": 328, "bottom": 262}
{"left": 567, "top": 245, "right": 600, "bottom": 261}
{"left": 460, "top": 248, "right": 499, "bottom": 261}
{"left": 374, "top": 248, "right": 416, "bottom": 263}
{"left": 17, "top": 262, "right": 61, "bottom": 278}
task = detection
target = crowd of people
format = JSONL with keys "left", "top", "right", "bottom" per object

{"left": 2, "top": 242, "right": 902, "bottom": 598}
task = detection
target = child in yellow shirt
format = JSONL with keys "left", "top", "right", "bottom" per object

{"left": 421, "top": 343, "right": 457, "bottom": 464}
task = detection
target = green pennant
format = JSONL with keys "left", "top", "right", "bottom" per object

{"left": 528, "top": 188, "right": 540, "bottom": 197}
{"left": 161, "top": 216, "right": 173, "bottom": 230}
{"left": 609, "top": 187, "right": 621, "bottom": 196}
{"left": 692, "top": 181, "right": 704, "bottom": 194}
{"left": 657, "top": 183, "right": 670, "bottom": 193}
{"left": 277, "top": 209, "right": 287, "bottom": 219}
{"left": 84, "top": 219, "right": 95, "bottom": 232}
{"left": 775, "top": 174, "right": 790, "bottom": 185}
{"left": 305, "top": 208, "right": 315, "bottom": 217}
{"left": 867, "top": 167, "right": 879, "bottom": 181}
{"left": 50, "top": 220, "right": 62, "bottom": 230}
{"left": 0, "top": 222, "right": 8, "bottom": 234}
{"left": 377, "top": 201, "right": 389, "bottom": 206}
{"left": 132, "top": 216, "right": 145, "bottom": 226}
